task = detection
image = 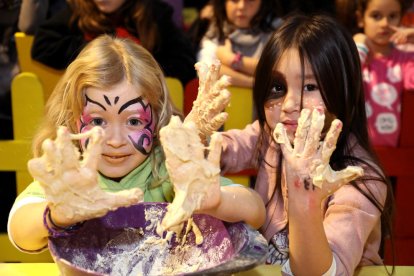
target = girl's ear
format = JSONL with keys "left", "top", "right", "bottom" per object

{"left": 356, "top": 10, "right": 364, "bottom": 28}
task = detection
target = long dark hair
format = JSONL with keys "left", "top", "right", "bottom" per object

{"left": 253, "top": 13, "right": 394, "bottom": 269}
{"left": 209, "top": 0, "right": 284, "bottom": 42}
{"left": 68, "top": 0, "right": 158, "bottom": 51}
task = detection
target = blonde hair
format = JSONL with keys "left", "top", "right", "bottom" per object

{"left": 33, "top": 35, "right": 179, "bottom": 163}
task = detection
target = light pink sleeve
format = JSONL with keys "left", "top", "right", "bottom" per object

{"left": 220, "top": 121, "right": 261, "bottom": 174}
{"left": 323, "top": 177, "right": 386, "bottom": 275}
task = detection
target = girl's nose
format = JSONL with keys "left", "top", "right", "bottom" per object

{"left": 380, "top": 17, "right": 390, "bottom": 27}
{"left": 281, "top": 90, "right": 300, "bottom": 113}
{"left": 105, "top": 126, "right": 126, "bottom": 148}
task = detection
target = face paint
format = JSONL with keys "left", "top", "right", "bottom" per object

{"left": 120, "top": 97, "right": 156, "bottom": 155}
{"left": 81, "top": 80, "right": 157, "bottom": 179}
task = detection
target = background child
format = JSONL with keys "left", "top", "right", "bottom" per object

{"left": 7, "top": 35, "right": 265, "bottom": 253}
{"left": 30, "top": 0, "right": 196, "bottom": 86}
{"left": 197, "top": 0, "right": 283, "bottom": 88}
{"left": 192, "top": 14, "right": 395, "bottom": 275}
{"left": 342, "top": 0, "right": 414, "bottom": 147}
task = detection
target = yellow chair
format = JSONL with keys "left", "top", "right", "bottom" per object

{"left": 224, "top": 86, "right": 255, "bottom": 186}
{"left": 224, "top": 86, "right": 254, "bottom": 131}
{"left": 165, "top": 77, "right": 184, "bottom": 112}
{"left": 0, "top": 72, "right": 53, "bottom": 262}
{"left": 14, "top": 32, "right": 63, "bottom": 100}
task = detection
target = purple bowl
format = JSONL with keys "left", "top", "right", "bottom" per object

{"left": 48, "top": 202, "right": 267, "bottom": 276}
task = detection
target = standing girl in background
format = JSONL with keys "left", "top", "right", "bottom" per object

{"left": 197, "top": 0, "right": 283, "bottom": 88}
{"left": 31, "top": 0, "right": 196, "bottom": 86}
{"left": 8, "top": 35, "right": 265, "bottom": 253}
{"left": 192, "top": 14, "right": 395, "bottom": 275}
{"left": 346, "top": 0, "right": 414, "bottom": 147}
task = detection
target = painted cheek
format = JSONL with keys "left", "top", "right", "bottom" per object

{"left": 303, "top": 98, "right": 325, "bottom": 109}
{"left": 128, "top": 129, "right": 153, "bottom": 155}
{"left": 265, "top": 101, "right": 281, "bottom": 129}
{"left": 78, "top": 113, "right": 94, "bottom": 149}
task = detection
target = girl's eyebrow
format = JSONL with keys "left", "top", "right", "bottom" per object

{"left": 273, "top": 71, "right": 286, "bottom": 82}
{"left": 304, "top": 73, "right": 315, "bottom": 80}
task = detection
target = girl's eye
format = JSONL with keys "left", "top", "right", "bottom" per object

{"left": 304, "top": 84, "right": 318, "bottom": 92}
{"left": 128, "top": 118, "right": 142, "bottom": 126}
{"left": 269, "top": 83, "right": 286, "bottom": 98}
{"left": 371, "top": 12, "right": 382, "bottom": 21}
{"left": 389, "top": 13, "right": 400, "bottom": 21}
{"left": 91, "top": 118, "right": 105, "bottom": 126}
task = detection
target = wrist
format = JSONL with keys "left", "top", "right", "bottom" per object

{"left": 43, "top": 206, "right": 84, "bottom": 238}
{"left": 231, "top": 51, "right": 243, "bottom": 71}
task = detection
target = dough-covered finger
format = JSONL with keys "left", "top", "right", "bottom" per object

{"left": 293, "top": 108, "right": 311, "bottom": 156}
{"left": 203, "top": 60, "right": 220, "bottom": 92}
{"left": 274, "top": 123, "right": 293, "bottom": 154}
{"left": 40, "top": 138, "right": 61, "bottom": 174}
{"left": 195, "top": 62, "right": 209, "bottom": 86}
{"left": 27, "top": 157, "right": 56, "bottom": 190}
{"left": 321, "top": 119, "right": 342, "bottom": 164}
{"left": 207, "top": 132, "right": 223, "bottom": 167}
{"left": 302, "top": 108, "right": 325, "bottom": 158}
{"left": 56, "top": 126, "right": 81, "bottom": 171}
{"left": 208, "top": 75, "right": 231, "bottom": 100}
{"left": 313, "top": 164, "right": 364, "bottom": 191}
{"left": 80, "top": 127, "right": 105, "bottom": 170}
{"left": 100, "top": 188, "right": 144, "bottom": 210}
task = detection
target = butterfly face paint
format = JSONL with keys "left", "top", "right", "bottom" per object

{"left": 77, "top": 79, "right": 156, "bottom": 179}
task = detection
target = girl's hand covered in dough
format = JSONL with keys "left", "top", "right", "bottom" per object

{"left": 273, "top": 108, "right": 364, "bottom": 199}
{"left": 28, "top": 126, "right": 143, "bottom": 226}
{"left": 184, "top": 61, "right": 231, "bottom": 141}
{"left": 159, "top": 116, "right": 222, "bottom": 232}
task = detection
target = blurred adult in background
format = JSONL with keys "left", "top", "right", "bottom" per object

{"left": 18, "top": 0, "right": 66, "bottom": 34}
{"left": 31, "top": 0, "right": 196, "bottom": 86}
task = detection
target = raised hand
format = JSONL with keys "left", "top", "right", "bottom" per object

{"left": 273, "top": 108, "right": 364, "bottom": 198}
{"left": 184, "top": 61, "right": 231, "bottom": 141}
{"left": 28, "top": 126, "right": 143, "bottom": 226}
{"left": 158, "top": 116, "right": 222, "bottom": 233}
{"left": 390, "top": 25, "right": 414, "bottom": 45}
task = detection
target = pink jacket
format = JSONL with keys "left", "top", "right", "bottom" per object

{"left": 220, "top": 121, "right": 387, "bottom": 275}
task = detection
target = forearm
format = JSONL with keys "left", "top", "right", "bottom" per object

{"left": 9, "top": 201, "right": 49, "bottom": 251}
{"left": 204, "top": 185, "right": 265, "bottom": 229}
{"left": 288, "top": 198, "right": 333, "bottom": 275}
{"left": 238, "top": 56, "right": 258, "bottom": 76}
{"left": 220, "top": 64, "right": 253, "bottom": 88}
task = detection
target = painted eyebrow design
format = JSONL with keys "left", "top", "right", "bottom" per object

{"left": 85, "top": 95, "right": 106, "bottom": 111}
{"left": 118, "top": 96, "right": 149, "bottom": 114}
{"left": 85, "top": 95, "right": 149, "bottom": 114}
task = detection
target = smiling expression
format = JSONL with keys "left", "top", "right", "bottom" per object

{"left": 78, "top": 79, "right": 156, "bottom": 179}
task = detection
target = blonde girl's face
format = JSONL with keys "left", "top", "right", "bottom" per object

{"left": 358, "top": 0, "right": 402, "bottom": 45}
{"left": 78, "top": 79, "right": 156, "bottom": 179}
{"left": 225, "top": 0, "right": 261, "bottom": 29}
{"left": 264, "top": 48, "right": 328, "bottom": 142}
{"left": 93, "top": 0, "right": 126, "bottom": 14}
